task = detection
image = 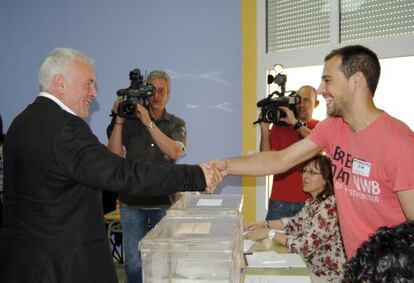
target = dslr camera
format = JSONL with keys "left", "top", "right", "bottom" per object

{"left": 254, "top": 64, "right": 300, "bottom": 126}
{"left": 116, "top": 68, "right": 155, "bottom": 119}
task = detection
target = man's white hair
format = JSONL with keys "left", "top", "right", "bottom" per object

{"left": 38, "top": 48, "right": 94, "bottom": 91}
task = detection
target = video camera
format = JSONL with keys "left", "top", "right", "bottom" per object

{"left": 116, "top": 68, "right": 155, "bottom": 119}
{"left": 254, "top": 64, "right": 300, "bottom": 126}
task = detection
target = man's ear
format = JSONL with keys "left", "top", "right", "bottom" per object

{"left": 52, "top": 74, "right": 65, "bottom": 94}
{"left": 350, "top": 71, "right": 365, "bottom": 89}
{"left": 314, "top": 99, "right": 320, "bottom": 108}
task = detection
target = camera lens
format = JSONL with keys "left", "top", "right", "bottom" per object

{"left": 118, "top": 101, "right": 136, "bottom": 119}
{"left": 265, "top": 108, "right": 281, "bottom": 123}
{"left": 124, "top": 103, "right": 135, "bottom": 114}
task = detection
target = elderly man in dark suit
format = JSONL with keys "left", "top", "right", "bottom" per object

{"left": 0, "top": 48, "right": 221, "bottom": 283}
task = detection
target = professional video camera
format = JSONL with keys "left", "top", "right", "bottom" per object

{"left": 116, "top": 68, "right": 155, "bottom": 119}
{"left": 254, "top": 64, "right": 300, "bottom": 126}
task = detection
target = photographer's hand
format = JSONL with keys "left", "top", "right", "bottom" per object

{"left": 111, "top": 98, "right": 125, "bottom": 124}
{"left": 136, "top": 104, "right": 184, "bottom": 161}
{"left": 136, "top": 104, "right": 151, "bottom": 126}
{"left": 278, "top": 106, "right": 298, "bottom": 126}
{"left": 279, "top": 106, "right": 311, "bottom": 138}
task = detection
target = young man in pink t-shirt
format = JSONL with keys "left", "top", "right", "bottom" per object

{"left": 215, "top": 45, "right": 414, "bottom": 259}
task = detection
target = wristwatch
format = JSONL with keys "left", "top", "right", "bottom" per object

{"left": 268, "top": 229, "right": 277, "bottom": 241}
{"left": 293, "top": 120, "right": 304, "bottom": 130}
{"left": 147, "top": 121, "right": 156, "bottom": 129}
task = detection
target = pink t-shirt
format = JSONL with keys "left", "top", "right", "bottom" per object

{"left": 309, "top": 112, "right": 414, "bottom": 258}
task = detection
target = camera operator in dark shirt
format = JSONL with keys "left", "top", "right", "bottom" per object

{"left": 107, "top": 70, "right": 186, "bottom": 283}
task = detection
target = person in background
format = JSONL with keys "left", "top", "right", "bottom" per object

{"left": 260, "top": 85, "right": 319, "bottom": 220}
{"left": 213, "top": 45, "right": 414, "bottom": 259}
{"left": 0, "top": 48, "right": 221, "bottom": 283}
{"left": 245, "top": 155, "right": 346, "bottom": 282}
{"left": 107, "top": 70, "right": 186, "bottom": 283}
{"left": 343, "top": 220, "right": 414, "bottom": 283}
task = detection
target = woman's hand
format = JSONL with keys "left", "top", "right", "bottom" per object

{"left": 244, "top": 221, "right": 267, "bottom": 231}
{"left": 244, "top": 228, "right": 269, "bottom": 241}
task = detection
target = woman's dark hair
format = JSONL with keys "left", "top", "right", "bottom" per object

{"left": 304, "top": 155, "right": 334, "bottom": 201}
{"left": 343, "top": 220, "right": 414, "bottom": 283}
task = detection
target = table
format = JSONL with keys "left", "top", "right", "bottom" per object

{"left": 241, "top": 239, "right": 310, "bottom": 282}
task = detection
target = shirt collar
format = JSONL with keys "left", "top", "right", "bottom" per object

{"left": 39, "top": 92, "right": 77, "bottom": 116}
{"left": 153, "top": 109, "right": 172, "bottom": 122}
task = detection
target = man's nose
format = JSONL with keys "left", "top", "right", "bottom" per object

{"left": 316, "top": 84, "right": 324, "bottom": 95}
{"left": 90, "top": 84, "right": 98, "bottom": 98}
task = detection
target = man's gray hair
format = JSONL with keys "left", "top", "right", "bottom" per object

{"left": 38, "top": 48, "right": 94, "bottom": 91}
{"left": 147, "top": 70, "right": 170, "bottom": 90}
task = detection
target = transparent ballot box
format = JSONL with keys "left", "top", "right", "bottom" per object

{"left": 139, "top": 214, "right": 242, "bottom": 283}
{"left": 168, "top": 194, "right": 244, "bottom": 216}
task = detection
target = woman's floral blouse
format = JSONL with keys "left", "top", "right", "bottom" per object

{"left": 282, "top": 195, "right": 346, "bottom": 281}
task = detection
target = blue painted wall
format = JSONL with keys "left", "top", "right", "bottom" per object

{"left": 0, "top": 0, "right": 242, "bottom": 193}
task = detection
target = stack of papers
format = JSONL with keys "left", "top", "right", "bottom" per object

{"left": 245, "top": 251, "right": 306, "bottom": 268}
{"left": 244, "top": 275, "right": 311, "bottom": 283}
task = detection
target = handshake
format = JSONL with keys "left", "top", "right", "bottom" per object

{"left": 199, "top": 160, "right": 229, "bottom": 194}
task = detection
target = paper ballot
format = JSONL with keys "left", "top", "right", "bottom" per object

{"left": 245, "top": 251, "right": 306, "bottom": 268}
{"left": 244, "top": 275, "right": 311, "bottom": 283}
{"left": 243, "top": 239, "right": 255, "bottom": 252}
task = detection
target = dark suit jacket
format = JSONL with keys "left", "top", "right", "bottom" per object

{"left": 0, "top": 96, "right": 206, "bottom": 283}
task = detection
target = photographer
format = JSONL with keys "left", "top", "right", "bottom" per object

{"left": 107, "top": 70, "right": 185, "bottom": 283}
{"left": 260, "top": 85, "right": 319, "bottom": 220}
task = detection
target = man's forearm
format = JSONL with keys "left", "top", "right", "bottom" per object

{"left": 147, "top": 125, "right": 184, "bottom": 160}
{"left": 398, "top": 190, "right": 414, "bottom": 220}
{"left": 107, "top": 122, "right": 124, "bottom": 157}
{"left": 226, "top": 151, "right": 283, "bottom": 176}
{"left": 225, "top": 138, "right": 321, "bottom": 177}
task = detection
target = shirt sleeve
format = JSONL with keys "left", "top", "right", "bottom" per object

{"left": 282, "top": 203, "right": 308, "bottom": 233}
{"left": 169, "top": 118, "right": 187, "bottom": 153}
{"left": 285, "top": 197, "right": 340, "bottom": 258}
{"left": 386, "top": 134, "right": 414, "bottom": 192}
{"left": 308, "top": 118, "right": 336, "bottom": 155}
{"left": 57, "top": 117, "right": 206, "bottom": 195}
{"left": 171, "top": 121, "right": 186, "bottom": 145}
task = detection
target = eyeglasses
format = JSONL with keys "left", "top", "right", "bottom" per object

{"left": 301, "top": 168, "right": 321, "bottom": 175}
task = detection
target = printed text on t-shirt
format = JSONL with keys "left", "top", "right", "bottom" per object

{"left": 331, "top": 145, "right": 380, "bottom": 203}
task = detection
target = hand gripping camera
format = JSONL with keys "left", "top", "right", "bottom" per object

{"left": 254, "top": 64, "right": 300, "bottom": 126}
{"left": 116, "top": 68, "right": 155, "bottom": 119}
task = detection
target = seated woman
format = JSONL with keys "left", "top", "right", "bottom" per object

{"left": 244, "top": 155, "right": 346, "bottom": 283}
